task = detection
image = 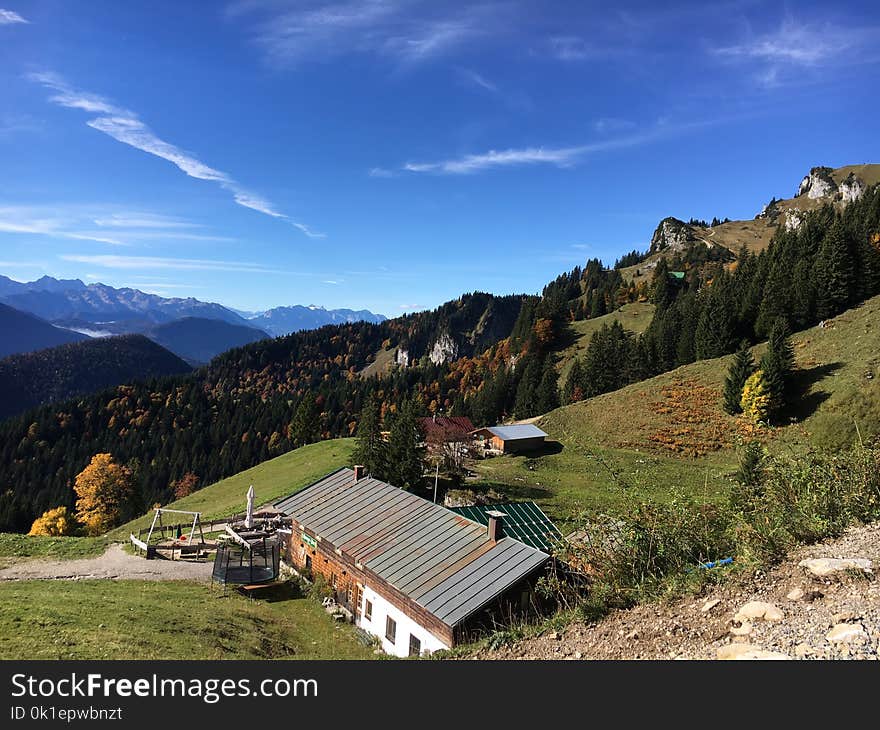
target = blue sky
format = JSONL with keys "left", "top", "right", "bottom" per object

{"left": 1, "top": 1, "right": 878, "bottom": 316}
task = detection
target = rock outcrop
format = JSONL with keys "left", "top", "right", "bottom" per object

{"left": 429, "top": 332, "right": 459, "bottom": 365}
{"left": 797, "top": 166, "right": 837, "bottom": 199}
{"left": 649, "top": 217, "right": 700, "bottom": 254}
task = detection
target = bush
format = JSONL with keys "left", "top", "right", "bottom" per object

{"left": 28, "top": 506, "right": 77, "bottom": 537}
{"left": 558, "top": 443, "right": 880, "bottom": 617}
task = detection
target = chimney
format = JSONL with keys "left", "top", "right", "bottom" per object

{"left": 486, "top": 510, "right": 506, "bottom": 542}
{"left": 353, "top": 465, "right": 366, "bottom": 482}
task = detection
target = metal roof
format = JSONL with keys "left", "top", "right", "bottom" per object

{"left": 448, "top": 502, "right": 561, "bottom": 552}
{"left": 274, "top": 468, "right": 549, "bottom": 628}
{"left": 478, "top": 424, "right": 548, "bottom": 441}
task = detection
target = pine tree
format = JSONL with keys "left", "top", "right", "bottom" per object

{"left": 695, "top": 275, "right": 736, "bottom": 359}
{"left": 740, "top": 370, "right": 771, "bottom": 424}
{"left": 291, "top": 393, "right": 320, "bottom": 447}
{"left": 353, "top": 395, "right": 386, "bottom": 478}
{"left": 384, "top": 397, "right": 425, "bottom": 490}
{"left": 723, "top": 343, "right": 756, "bottom": 415}
{"left": 815, "top": 221, "right": 855, "bottom": 320}
{"left": 563, "top": 358, "right": 584, "bottom": 403}
{"left": 759, "top": 318, "right": 794, "bottom": 421}
{"left": 535, "top": 357, "right": 560, "bottom": 414}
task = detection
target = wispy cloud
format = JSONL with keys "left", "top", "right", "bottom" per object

{"left": 0, "top": 205, "right": 236, "bottom": 246}
{"left": 368, "top": 167, "right": 396, "bottom": 178}
{"left": 593, "top": 117, "right": 636, "bottom": 134}
{"left": 458, "top": 68, "right": 498, "bottom": 93}
{"left": 404, "top": 146, "right": 585, "bottom": 174}
{"left": 29, "top": 72, "right": 324, "bottom": 237}
{"left": 60, "top": 254, "right": 293, "bottom": 274}
{"left": 400, "top": 119, "right": 715, "bottom": 175}
{"left": 547, "top": 36, "right": 596, "bottom": 61}
{"left": 0, "top": 8, "right": 27, "bottom": 25}
{"left": 713, "top": 17, "right": 879, "bottom": 86}
{"left": 228, "top": 1, "right": 501, "bottom": 68}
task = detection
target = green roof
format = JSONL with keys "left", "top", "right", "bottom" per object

{"left": 449, "top": 502, "right": 561, "bottom": 552}
{"left": 669, "top": 271, "right": 685, "bottom": 279}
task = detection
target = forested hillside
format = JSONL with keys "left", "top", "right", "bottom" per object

{"left": 0, "top": 292, "right": 524, "bottom": 531}
{"left": 0, "top": 335, "right": 191, "bottom": 421}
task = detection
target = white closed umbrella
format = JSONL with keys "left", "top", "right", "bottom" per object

{"left": 245, "top": 484, "right": 255, "bottom": 529}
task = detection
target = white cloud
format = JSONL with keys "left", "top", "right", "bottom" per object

{"left": 93, "top": 213, "right": 200, "bottom": 229}
{"left": 404, "top": 146, "right": 585, "bottom": 174}
{"left": 547, "top": 36, "right": 595, "bottom": 61}
{"left": 368, "top": 167, "right": 396, "bottom": 178}
{"left": 593, "top": 117, "right": 636, "bottom": 134}
{"left": 29, "top": 72, "right": 322, "bottom": 237}
{"left": 230, "top": 1, "right": 498, "bottom": 68}
{"left": 401, "top": 119, "right": 719, "bottom": 175}
{"left": 713, "top": 18, "right": 879, "bottom": 86}
{"left": 458, "top": 68, "right": 498, "bottom": 93}
{"left": 60, "top": 254, "right": 291, "bottom": 274}
{"left": 0, "top": 205, "right": 237, "bottom": 245}
{"left": 715, "top": 19, "right": 854, "bottom": 65}
{"left": 0, "top": 8, "right": 27, "bottom": 25}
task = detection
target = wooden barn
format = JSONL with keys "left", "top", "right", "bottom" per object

{"left": 472, "top": 424, "right": 548, "bottom": 454}
{"left": 273, "top": 466, "right": 549, "bottom": 657}
{"left": 418, "top": 415, "right": 475, "bottom": 448}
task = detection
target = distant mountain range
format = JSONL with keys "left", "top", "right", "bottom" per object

{"left": 246, "top": 305, "right": 387, "bottom": 337}
{"left": 0, "top": 275, "right": 386, "bottom": 361}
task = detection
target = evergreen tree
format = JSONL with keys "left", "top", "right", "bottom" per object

{"left": 759, "top": 318, "right": 794, "bottom": 421}
{"left": 815, "top": 221, "right": 855, "bottom": 320}
{"left": 353, "top": 395, "right": 386, "bottom": 477}
{"left": 513, "top": 354, "right": 541, "bottom": 418}
{"left": 291, "top": 392, "right": 320, "bottom": 447}
{"left": 722, "top": 343, "right": 756, "bottom": 415}
{"left": 384, "top": 397, "right": 425, "bottom": 490}
{"left": 563, "top": 357, "right": 584, "bottom": 403}
{"left": 695, "top": 274, "right": 736, "bottom": 359}
{"left": 535, "top": 357, "right": 560, "bottom": 414}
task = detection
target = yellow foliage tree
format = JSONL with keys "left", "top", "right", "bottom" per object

{"left": 740, "top": 370, "right": 771, "bottom": 424}
{"left": 74, "top": 453, "right": 133, "bottom": 535}
{"left": 28, "top": 506, "right": 76, "bottom": 537}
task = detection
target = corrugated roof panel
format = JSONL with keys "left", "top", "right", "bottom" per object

{"left": 483, "top": 424, "right": 548, "bottom": 441}
{"left": 448, "top": 501, "right": 561, "bottom": 552}
{"left": 273, "top": 468, "right": 549, "bottom": 628}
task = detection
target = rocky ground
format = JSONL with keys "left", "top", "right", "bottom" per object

{"left": 0, "top": 543, "right": 213, "bottom": 582}
{"left": 472, "top": 522, "right": 880, "bottom": 660}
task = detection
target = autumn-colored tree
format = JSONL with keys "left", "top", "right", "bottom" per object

{"left": 171, "top": 472, "right": 200, "bottom": 499}
{"left": 740, "top": 370, "right": 771, "bottom": 424}
{"left": 28, "top": 506, "right": 77, "bottom": 537}
{"left": 74, "top": 453, "right": 134, "bottom": 535}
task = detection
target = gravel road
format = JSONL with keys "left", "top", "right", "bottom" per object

{"left": 0, "top": 543, "right": 213, "bottom": 582}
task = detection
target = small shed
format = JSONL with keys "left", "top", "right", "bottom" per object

{"left": 473, "top": 424, "right": 548, "bottom": 454}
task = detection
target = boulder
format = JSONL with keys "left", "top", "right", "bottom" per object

{"left": 735, "top": 601, "right": 784, "bottom": 622}
{"left": 798, "top": 557, "right": 873, "bottom": 579}
{"left": 717, "top": 644, "right": 791, "bottom": 660}
{"left": 826, "top": 623, "right": 867, "bottom": 644}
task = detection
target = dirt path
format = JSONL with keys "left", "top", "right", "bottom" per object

{"left": 0, "top": 543, "right": 213, "bottom": 582}
{"left": 473, "top": 522, "right": 880, "bottom": 660}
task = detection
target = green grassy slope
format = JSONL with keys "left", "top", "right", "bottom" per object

{"left": 0, "top": 580, "right": 373, "bottom": 660}
{"left": 110, "top": 438, "right": 355, "bottom": 538}
{"left": 471, "top": 294, "right": 880, "bottom": 529}
{"left": 0, "top": 534, "right": 109, "bottom": 567}
{"left": 556, "top": 301, "right": 655, "bottom": 384}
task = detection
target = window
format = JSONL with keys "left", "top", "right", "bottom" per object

{"left": 408, "top": 634, "right": 421, "bottom": 657}
{"left": 385, "top": 616, "right": 397, "bottom": 644}
{"left": 364, "top": 599, "right": 373, "bottom": 621}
